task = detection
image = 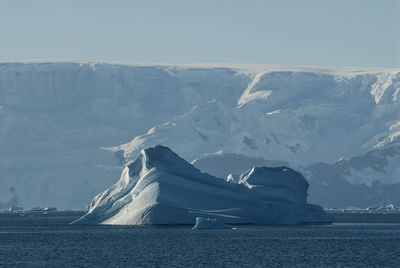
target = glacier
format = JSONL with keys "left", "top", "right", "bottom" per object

{"left": 72, "top": 145, "right": 332, "bottom": 225}
{"left": 1, "top": 61, "right": 399, "bottom": 209}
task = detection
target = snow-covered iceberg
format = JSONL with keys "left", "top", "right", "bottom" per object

{"left": 73, "top": 145, "right": 332, "bottom": 225}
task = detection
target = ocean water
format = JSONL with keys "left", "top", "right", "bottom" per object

{"left": 1, "top": 213, "right": 400, "bottom": 267}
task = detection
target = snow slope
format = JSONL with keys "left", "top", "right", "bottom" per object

{"left": 73, "top": 145, "right": 331, "bottom": 225}
{"left": 1, "top": 61, "right": 399, "bottom": 209}
{"left": 117, "top": 70, "right": 400, "bottom": 167}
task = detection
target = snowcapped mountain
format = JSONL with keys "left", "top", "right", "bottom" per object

{"left": 0, "top": 61, "right": 399, "bottom": 209}
{"left": 117, "top": 69, "right": 400, "bottom": 166}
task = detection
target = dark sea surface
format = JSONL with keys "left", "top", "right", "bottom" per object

{"left": 1, "top": 212, "right": 400, "bottom": 268}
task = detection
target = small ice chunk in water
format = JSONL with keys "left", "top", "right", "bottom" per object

{"left": 192, "top": 217, "right": 232, "bottom": 230}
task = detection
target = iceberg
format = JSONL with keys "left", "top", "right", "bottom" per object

{"left": 72, "top": 145, "right": 332, "bottom": 225}
{"left": 193, "top": 217, "right": 232, "bottom": 230}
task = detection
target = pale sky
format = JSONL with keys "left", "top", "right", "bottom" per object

{"left": 1, "top": 0, "right": 399, "bottom": 67}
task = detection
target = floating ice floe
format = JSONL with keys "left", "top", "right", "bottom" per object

{"left": 192, "top": 217, "right": 233, "bottom": 230}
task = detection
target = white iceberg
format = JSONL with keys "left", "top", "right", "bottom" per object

{"left": 193, "top": 217, "right": 232, "bottom": 230}
{"left": 72, "top": 145, "right": 332, "bottom": 225}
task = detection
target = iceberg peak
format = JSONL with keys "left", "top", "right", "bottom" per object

{"left": 140, "top": 145, "right": 195, "bottom": 172}
{"left": 135, "top": 145, "right": 211, "bottom": 184}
